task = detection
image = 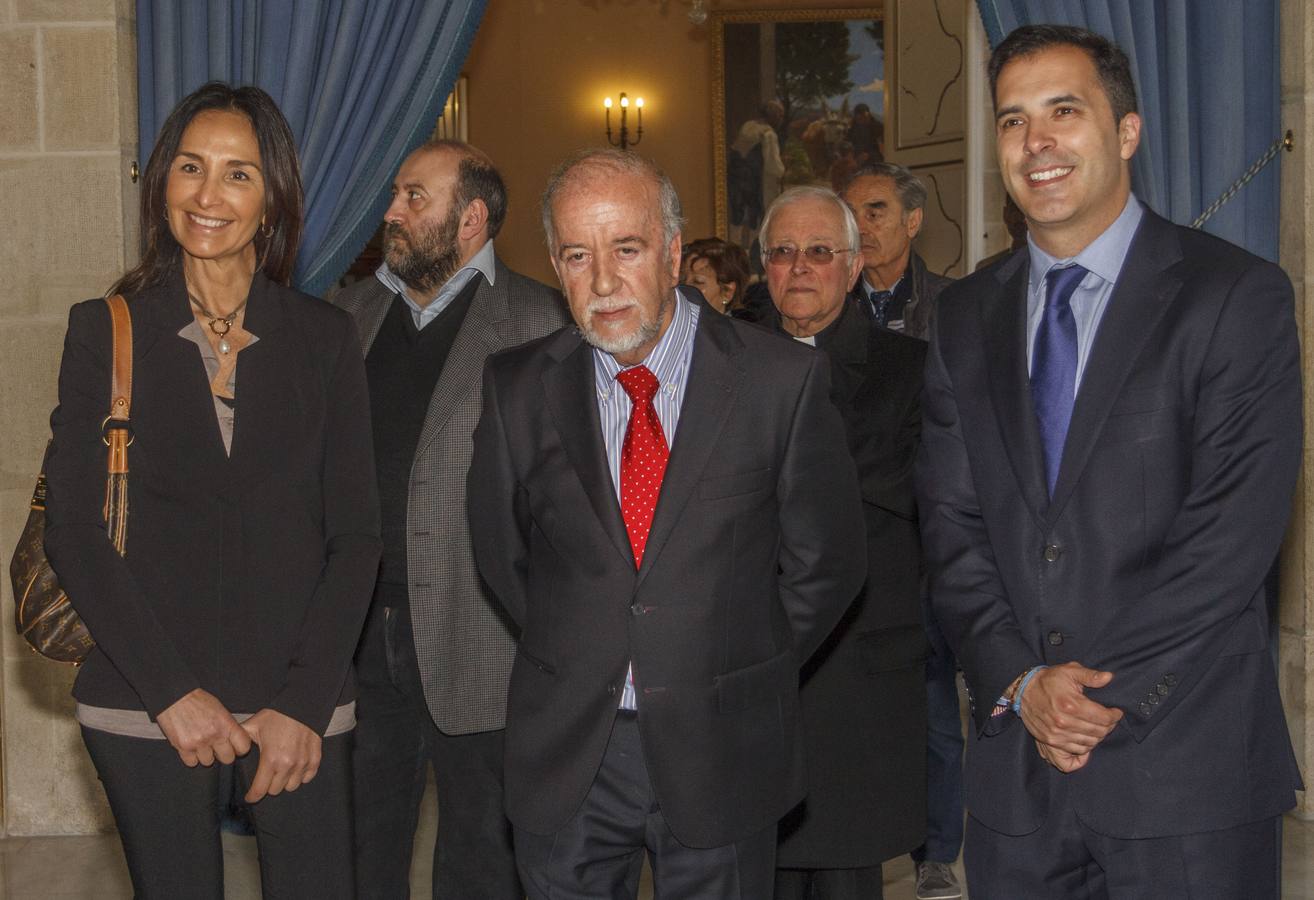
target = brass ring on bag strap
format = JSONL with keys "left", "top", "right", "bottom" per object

{"left": 100, "top": 415, "right": 134, "bottom": 447}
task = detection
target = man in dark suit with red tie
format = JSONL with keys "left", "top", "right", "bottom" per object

{"left": 467, "top": 149, "right": 865, "bottom": 898}
{"left": 916, "top": 25, "right": 1302, "bottom": 898}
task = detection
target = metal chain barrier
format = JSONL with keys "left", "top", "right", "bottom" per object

{"left": 1191, "top": 130, "right": 1295, "bottom": 229}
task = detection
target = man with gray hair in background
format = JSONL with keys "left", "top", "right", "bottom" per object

{"left": 842, "top": 163, "right": 963, "bottom": 900}
{"left": 758, "top": 185, "right": 930, "bottom": 900}
{"left": 842, "top": 163, "right": 953, "bottom": 340}
{"left": 467, "top": 149, "right": 865, "bottom": 899}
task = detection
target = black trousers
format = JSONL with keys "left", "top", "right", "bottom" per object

{"left": 515, "top": 711, "right": 777, "bottom": 900}
{"left": 352, "top": 588, "right": 521, "bottom": 899}
{"left": 81, "top": 725, "right": 353, "bottom": 900}
{"left": 774, "top": 865, "right": 883, "bottom": 900}
{"left": 964, "top": 773, "right": 1282, "bottom": 900}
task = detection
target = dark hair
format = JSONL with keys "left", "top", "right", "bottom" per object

{"left": 414, "top": 139, "right": 509, "bottom": 240}
{"left": 683, "top": 237, "right": 751, "bottom": 308}
{"left": 841, "top": 162, "right": 929, "bottom": 214}
{"left": 111, "top": 82, "right": 304, "bottom": 298}
{"left": 987, "top": 24, "right": 1138, "bottom": 125}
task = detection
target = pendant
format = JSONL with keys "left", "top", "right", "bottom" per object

{"left": 219, "top": 337, "right": 231, "bottom": 355}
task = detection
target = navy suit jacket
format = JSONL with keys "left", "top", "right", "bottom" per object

{"left": 916, "top": 210, "right": 1303, "bottom": 838}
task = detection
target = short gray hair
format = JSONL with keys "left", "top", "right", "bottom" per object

{"left": 541, "top": 149, "right": 684, "bottom": 251}
{"left": 841, "top": 163, "right": 928, "bottom": 215}
{"left": 758, "top": 186, "right": 861, "bottom": 265}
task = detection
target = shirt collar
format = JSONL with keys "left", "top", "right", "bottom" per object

{"left": 374, "top": 238, "right": 498, "bottom": 306}
{"left": 1027, "top": 194, "right": 1143, "bottom": 289}
{"left": 594, "top": 287, "right": 697, "bottom": 387}
{"left": 861, "top": 272, "right": 904, "bottom": 297}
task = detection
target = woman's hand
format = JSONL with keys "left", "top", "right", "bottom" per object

{"left": 156, "top": 688, "right": 252, "bottom": 767}
{"left": 239, "top": 709, "right": 322, "bottom": 803}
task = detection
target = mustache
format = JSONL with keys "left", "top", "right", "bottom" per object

{"left": 585, "top": 299, "right": 636, "bottom": 315}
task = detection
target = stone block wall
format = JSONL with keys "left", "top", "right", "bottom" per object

{"left": 0, "top": 0, "right": 136, "bottom": 835}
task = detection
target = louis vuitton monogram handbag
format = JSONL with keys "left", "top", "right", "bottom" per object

{"left": 10, "top": 294, "right": 132, "bottom": 663}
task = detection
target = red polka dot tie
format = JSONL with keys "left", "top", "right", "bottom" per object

{"left": 616, "top": 365, "right": 669, "bottom": 569}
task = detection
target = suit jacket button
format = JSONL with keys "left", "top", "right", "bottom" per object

{"left": 1043, "top": 544, "right": 1062, "bottom": 562}
{"left": 630, "top": 602, "right": 646, "bottom": 616}
{"left": 1147, "top": 693, "right": 1160, "bottom": 705}
{"left": 1156, "top": 683, "right": 1169, "bottom": 696}
{"left": 1164, "top": 673, "right": 1178, "bottom": 686}
{"left": 1139, "top": 701, "right": 1153, "bottom": 715}
{"left": 1047, "top": 631, "right": 1063, "bottom": 646}
{"left": 607, "top": 684, "right": 617, "bottom": 697}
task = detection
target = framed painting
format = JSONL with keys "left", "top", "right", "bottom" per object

{"left": 712, "top": 7, "right": 885, "bottom": 261}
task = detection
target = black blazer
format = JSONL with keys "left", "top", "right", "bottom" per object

{"left": 44, "top": 272, "right": 382, "bottom": 734}
{"left": 467, "top": 293, "right": 866, "bottom": 849}
{"left": 916, "top": 209, "right": 1303, "bottom": 839}
{"left": 772, "top": 300, "right": 930, "bottom": 867}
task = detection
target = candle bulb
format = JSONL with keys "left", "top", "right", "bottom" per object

{"left": 602, "top": 92, "right": 644, "bottom": 150}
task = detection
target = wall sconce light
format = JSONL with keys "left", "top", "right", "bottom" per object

{"left": 604, "top": 92, "right": 644, "bottom": 150}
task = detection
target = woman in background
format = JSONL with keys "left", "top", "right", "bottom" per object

{"left": 681, "top": 237, "right": 751, "bottom": 316}
{"left": 44, "top": 82, "right": 380, "bottom": 899}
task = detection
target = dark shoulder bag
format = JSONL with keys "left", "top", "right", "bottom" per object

{"left": 10, "top": 294, "right": 132, "bottom": 663}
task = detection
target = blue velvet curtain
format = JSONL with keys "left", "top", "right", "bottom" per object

{"left": 137, "top": 0, "right": 487, "bottom": 295}
{"left": 974, "top": 0, "right": 1280, "bottom": 261}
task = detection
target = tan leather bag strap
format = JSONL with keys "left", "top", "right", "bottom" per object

{"left": 103, "top": 294, "right": 132, "bottom": 475}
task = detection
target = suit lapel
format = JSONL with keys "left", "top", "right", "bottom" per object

{"left": 637, "top": 308, "right": 744, "bottom": 584}
{"left": 228, "top": 276, "right": 298, "bottom": 489}
{"left": 541, "top": 333, "right": 634, "bottom": 567}
{"left": 133, "top": 275, "right": 231, "bottom": 474}
{"left": 1045, "top": 213, "right": 1183, "bottom": 523}
{"left": 823, "top": 300, "right": 870, "bottom": 409}
{"left": 415, "top": 261, "right": 517, "bottom": 456}
{"left": 351, "top": 280, "right": 393, "bottom": 351}
{"left": 982, "top": 255, "right": 1050, "bottom": 526}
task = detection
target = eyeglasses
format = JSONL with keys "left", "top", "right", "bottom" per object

{"left": 763, "top": 245, "right": 853, "bottom": 267}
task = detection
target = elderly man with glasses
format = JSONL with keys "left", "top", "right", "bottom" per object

{"left": 759, "top": 186, "right": 931, "bottom": 900}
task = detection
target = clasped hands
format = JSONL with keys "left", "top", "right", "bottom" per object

{"left": 155, "top": 688, "right": 321, "bottom": 803}
{"left": 1017, "top": 662, "right": 1122, "bottom": 773}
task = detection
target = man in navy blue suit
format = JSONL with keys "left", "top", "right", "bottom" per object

{"left": 916, "top": 24, "right": 1302, "bottom": 899}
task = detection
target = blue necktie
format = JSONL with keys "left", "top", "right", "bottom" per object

{"left": 1031, "top": 264, "right": 1087, "bottom": 495}
{"left": 866, "top": 289, "right": 893, "bottom": 327}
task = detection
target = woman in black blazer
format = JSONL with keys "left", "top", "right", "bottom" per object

{"left": 44, "top": 82, "right": 380, "bottom": 899}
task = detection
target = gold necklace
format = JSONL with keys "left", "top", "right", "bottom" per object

{"left": 188, "top": 293, "right": 248, "bottom": 355}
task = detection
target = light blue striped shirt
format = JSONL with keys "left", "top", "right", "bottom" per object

{"left": 593, "top": 288, "right": 701, "bottom": 709}
{"left": 374, "top": 239, "right": 497, "bottom": 330}
{"left": 1025, "top": 195, "right": 1143, "bottom": 392}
